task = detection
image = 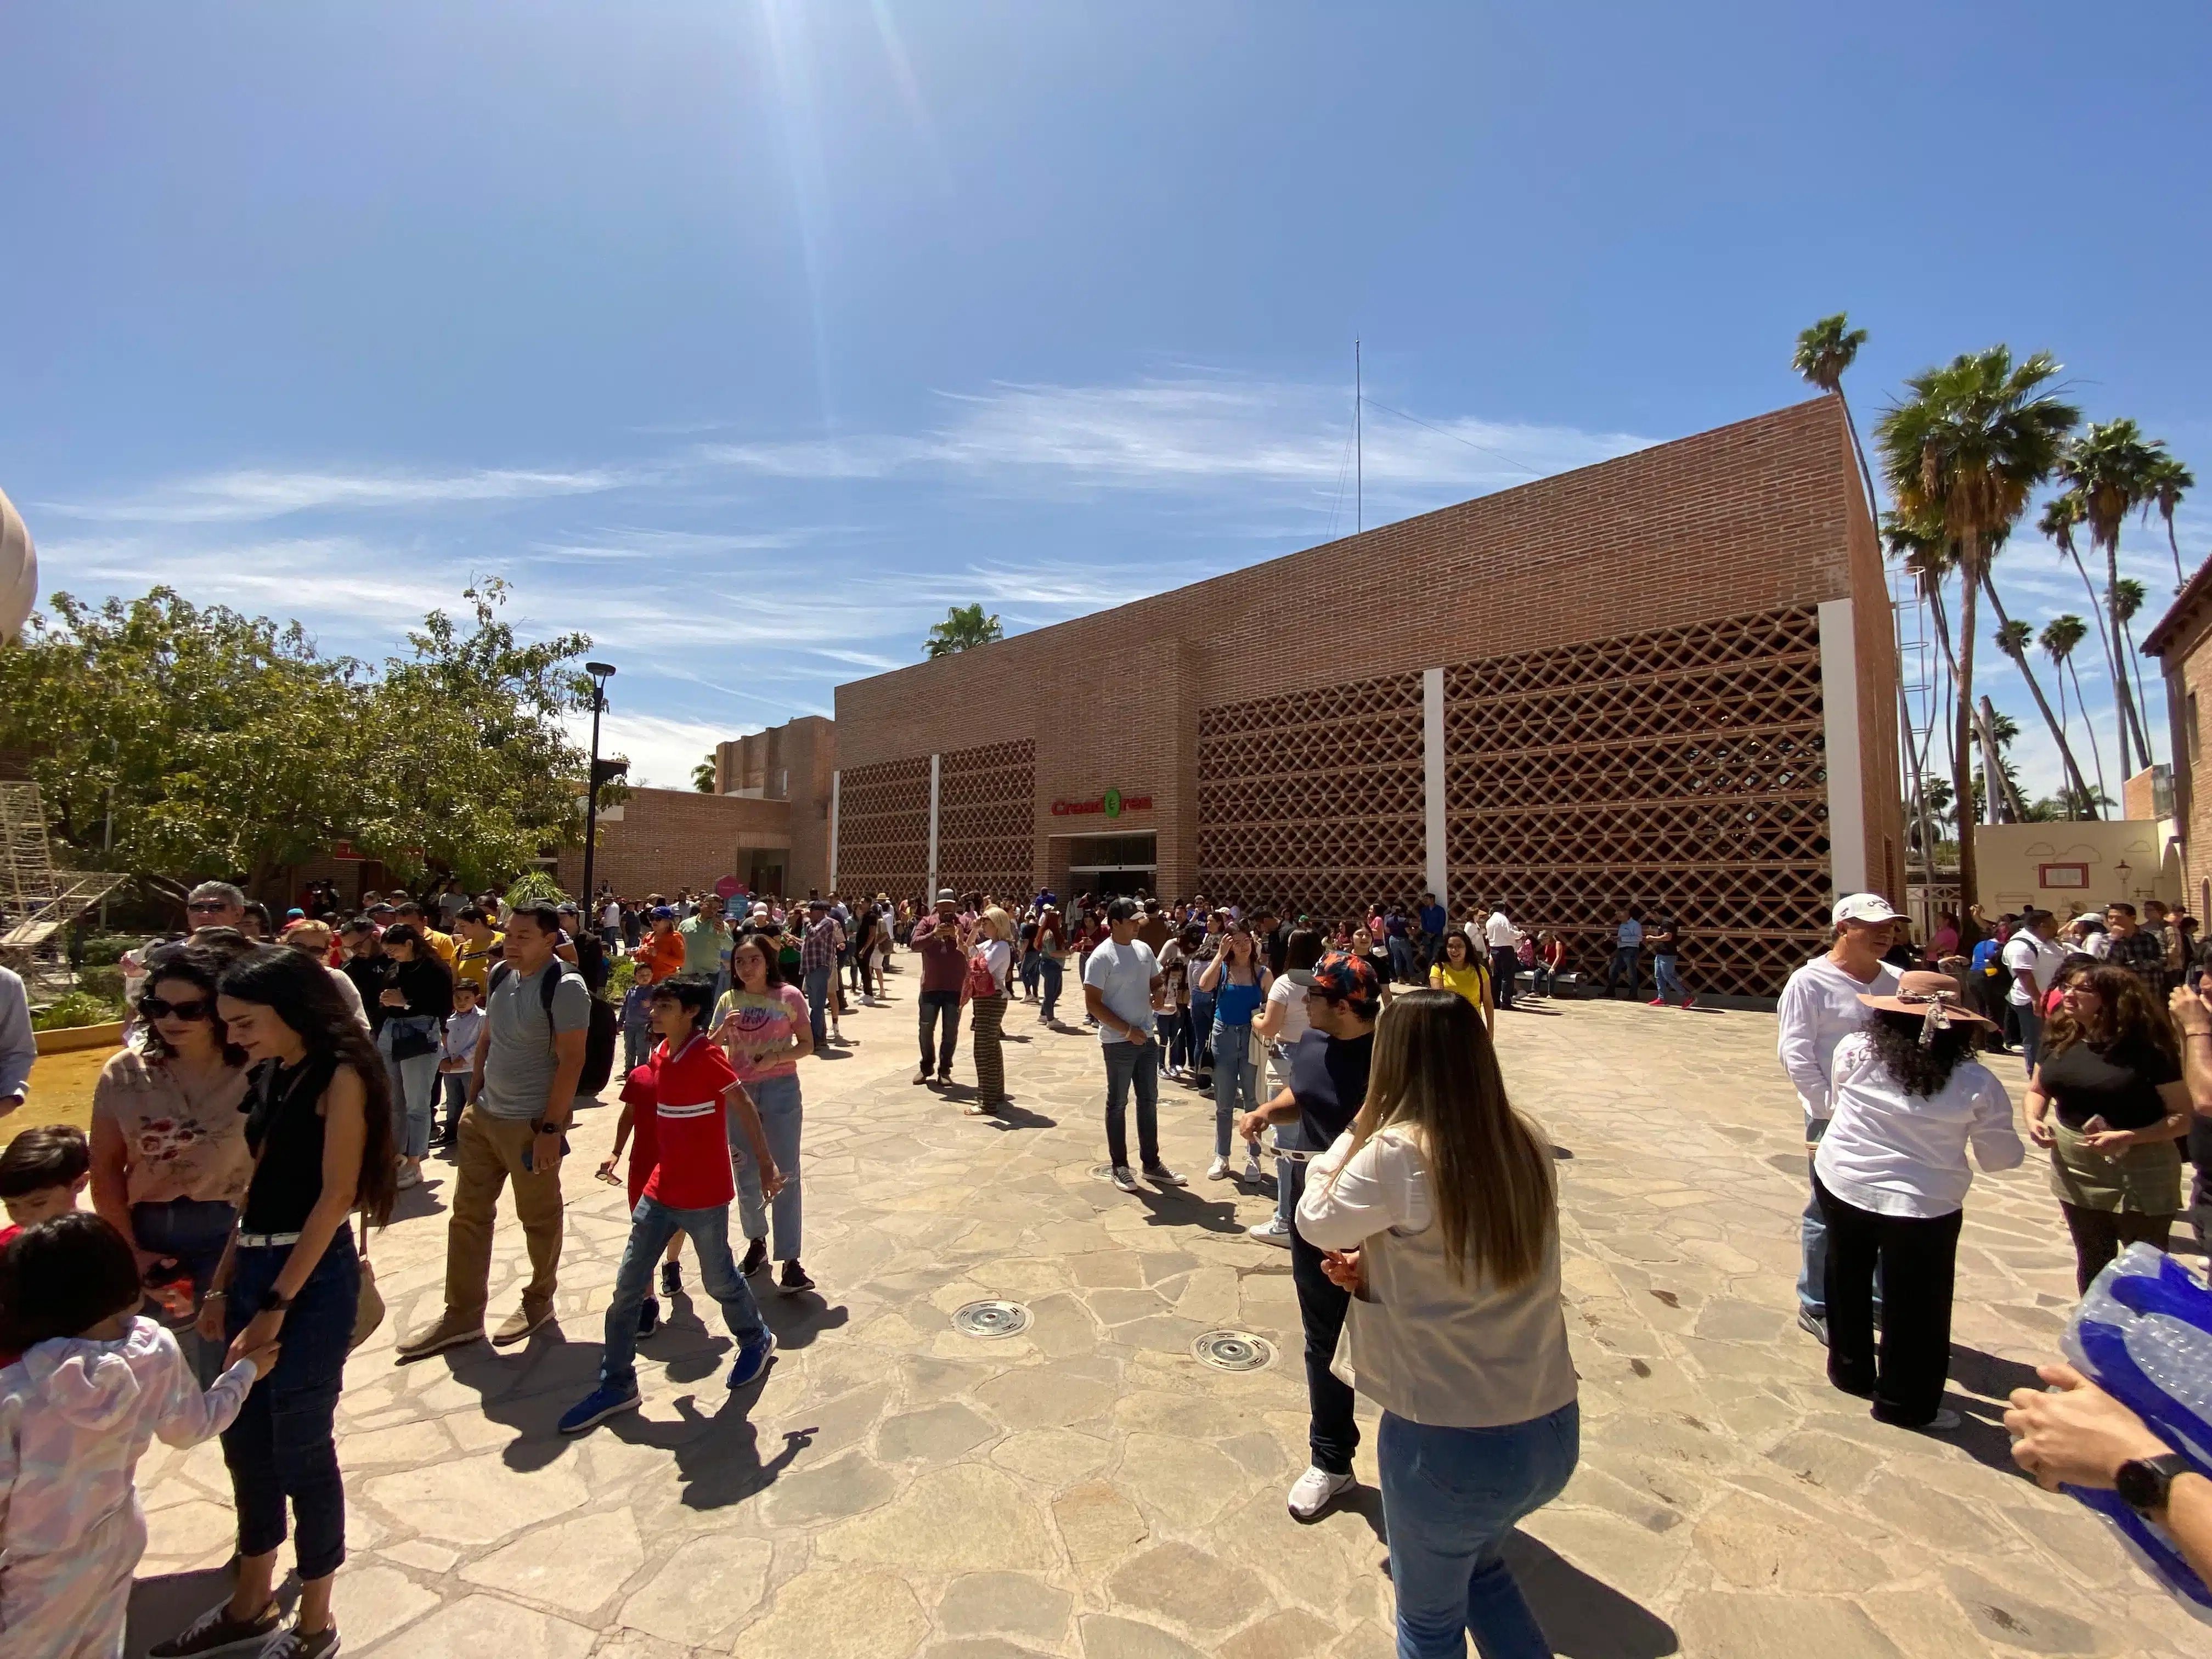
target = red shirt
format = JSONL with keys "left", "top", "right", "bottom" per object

{"left": 640, "top": 1034, "right": 740, "bottom": 1210}
{"left": 618, "top": 1064, "right": 661, "bottom": 1210}
{"left": 0, "top": 1224, "right": 20, "bottom": 1368}
{"left": 912, "top": 919, "right": 969, "bottom": 995}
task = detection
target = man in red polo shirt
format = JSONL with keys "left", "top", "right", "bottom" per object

{"left": 911, "top": 889, "right": 972, "bottom": 1087}
{"left": 558, "top": 974, "right": 785, "bottom": 1434}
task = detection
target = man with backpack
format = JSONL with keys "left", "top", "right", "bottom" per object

{"left": 396, "top": 902, "right": 590, "bottom": 1359}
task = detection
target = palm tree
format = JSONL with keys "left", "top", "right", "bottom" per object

{"left": 2040, "top": 614, "right": 2107, "bottom": 815}
{"left": 2113, "top": 577, "right": 2159, "bottom": 768}
{"left": 924, "top": 603, "right": 1005, "bottom": 659}
{"left": 692, "top": 752, "right": 718, "bottom": 793}
{"left": 1990, "top": 611, "right": 2093, "bottom": 815}
{"left": 1877, "top": 348, "right": 2079, "bottom": 907}
{"left": 1886, "top": 510, "right": 2020, "bottom": 832}
{"left": 2039, "top": 489, "right": 2135, "bottom": 776}
{"left": 2142, "top": 453, "right": 2196, "bottom": 589}
{"left": 2057, "top": 420, "right": 2163, "bottom": 776}
{"left": 1793, "top": 312, "right": 1928, "bottom": 866}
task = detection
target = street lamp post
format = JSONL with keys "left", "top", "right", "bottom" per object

{"left": 581, "top": 662, "right": 617, "bottom": 906}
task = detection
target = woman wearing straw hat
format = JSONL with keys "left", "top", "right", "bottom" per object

{"left": 1813, "top": 970, "right": 2023, "bottom": 1431}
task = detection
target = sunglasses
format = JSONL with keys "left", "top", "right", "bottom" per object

{"left": 141, "top": 995, "right": 215, "bottom": 1022}
{"left": 187, "top": 900, "right": 232, "bottom": 915}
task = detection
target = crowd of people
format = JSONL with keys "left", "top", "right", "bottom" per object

{"left": 0, "top": 872, "right": 2208, "bottom": 1657}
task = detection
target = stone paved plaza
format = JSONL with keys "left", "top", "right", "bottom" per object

{"left": 124, "top": 979, "right": 2210, "bottom": 1658}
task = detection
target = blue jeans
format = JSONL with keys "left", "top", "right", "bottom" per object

{"left": 1020, "top": 948, "right": 1041, "bottom": 996}
{"left": 2017, "top": 1000, "right": 2043, "bottom": 1077}
{"left": 1378, "top": 1403, "right": 1580, "bottom": 1659}
{"left": 377, "top": 1017, "right": 442, "bottom": 1159}
{"left": 132, "top": 1197, "right": 238, "bottom": 1386}
{"left": 1605, "top": 946, "right": 1640, "bottom": 998}
{"left": 1038, "top": 955, "right": 1064, "bottom": 1020}
{"left": 623, "top": 1025, "right": 653, "bottom": 1076}
{"left": 599, "top": 1195, "right": 768, "bottom": 1394}
{"left": 731, "top": 1071, "right": 803, "bottom": 1259}
{"left": 223, "top": 1232, "right": 359, "bottom": 1582}
{"left": 1102, "top": 1039, "right": 1160, "bottom": 1170}
{"left": 1653, "top": 953, "right": 1684, "bottom": 1003}
{"left": 918, "top": 989, "right": 962, "bottom": 1074}
{"left": 1188, "top": 990, "right": 1216, "bottom": 1071}
{"left": 1389, "top": 936, "right": 1415, "bottom": 983}
{"left": 803, "top": 966, "right": 832, "bottom": 1048}
{"left": 437, "top": 1070, "right": 468, "bottom": 1142}
{"left": 1211, "top": 1022, "right": 1259, "bottom": 1159}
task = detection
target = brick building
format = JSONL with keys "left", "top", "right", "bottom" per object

{"left": 2141, "top": 562, "right": 2212, "bottom": 918}
{"left": 554, "top": 782, "right": 828, "bottom": 904}
{"left": 826, "top": 397, "right": 1903, "bottom": 997}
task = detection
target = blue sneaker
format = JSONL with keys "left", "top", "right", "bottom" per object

{"left": 727, "top": 1328, "right": 777, "bottom": 1390}
{"left": 558, "top": 1384, "right": 640, "bottom": 1435}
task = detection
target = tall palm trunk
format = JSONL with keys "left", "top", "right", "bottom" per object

{"left": 1980, "top": 694, "right": 2030, "bottom": 821}
{"left": 2123, "top": 614, "right": 2157, "bottom": 770}
{"left": 1924, "top": 569, "right": 2015, "bottom": 830}
{"left": 2166, "top": 516, "right": 2186, "bottom": 591}
{"left": 2067, "top": 656, "right": 2109, "bottom": 814}
{"left": 2066, "top": 545, "right": 2135, "bottom": 776}
{"left": 1952, "top": 538, "right": 1983, "bottom": 901}
{"left": 1981, "top": 576, "right": 2094, "bottom": 814}
{"left": 2103, "top": 539, "right": 2153, "bottom": 774}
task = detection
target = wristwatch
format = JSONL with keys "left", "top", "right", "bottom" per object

{"left": 258, "top": 1289, "right": 294, "bottom": 1316}
{"left": 2115, "top": 1452, "right": 2196, "bottom": 1519}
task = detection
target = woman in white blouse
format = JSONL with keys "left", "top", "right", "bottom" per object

{"left": 1297, "top": 989, "right": 1576, "bottom": 1659}
{"left": 1814, "top": 970, "right": 2023, "bottom": 1431}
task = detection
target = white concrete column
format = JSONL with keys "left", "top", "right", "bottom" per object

{"left": 927, "top": 753, "right": 941, "bottom": 896}
{"left": 1818, "top": 598, "right": 1869, "bottom": 896}
{"left": 1423, "top": 667, "right": 1448, "bottom": 909}
{"left": 828, "top": 769, "right": 840, "bottom": 889}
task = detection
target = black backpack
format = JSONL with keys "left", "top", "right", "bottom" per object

{"left": 486, "top": 957, "right": 619, "bottom": 1097}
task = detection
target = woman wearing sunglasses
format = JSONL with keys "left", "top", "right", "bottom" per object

{"left": 88, "top": 941, "right": 255, "bottom": 1385}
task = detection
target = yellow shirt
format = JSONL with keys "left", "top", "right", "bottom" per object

{"left": 454, "top": 932, "right": 504, "bottom": 991}
{"left": 416, "top": 926, "right": 457, "bottom": 968}
{"left": 1430, "top": 960, "right": 1491, "bottom": 1011}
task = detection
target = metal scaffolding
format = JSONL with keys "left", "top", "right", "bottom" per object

{"left": 0, "top": 781, "right": 127, "bottom": 996}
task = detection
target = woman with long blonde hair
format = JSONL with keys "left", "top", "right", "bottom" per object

{"left": 1297, "top": 989, "right": 1576, "bottom": 1659}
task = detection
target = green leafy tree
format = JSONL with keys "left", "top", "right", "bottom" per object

{"left": 924, "top": 603, "right": 1003, "bottom": 659}
{"left": 0, "top": 580, "right": 601, "bottom": 912}
{"left": 693, "top": 752, "right": 719, "bottom": 793}
{"left": 1877, "top": 348, "right": 2079, "bottom": 905}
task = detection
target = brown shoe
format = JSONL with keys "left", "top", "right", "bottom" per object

{"left": 394, "top": 1314, "right": 484, "bottom": 1364}
{"left": 491, "top": 1305, "right": 555, "bottom": 1347}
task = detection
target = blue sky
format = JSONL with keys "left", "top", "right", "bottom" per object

{"left": 5, "top": 3, "right": 2208, "bottom": 792}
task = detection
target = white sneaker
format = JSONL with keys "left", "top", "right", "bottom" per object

{"left": 1206, "top": 1155, "right": 1232, "bottom": 1180}
{"left": 1243, "top": 1151, "right": 1263, "bottom": 1182}
{"left": 396, "top": 1163, "right": 422, "bottom": 1190}
{"left": 1110, "top": 1166, "right": 1142, "bottom": 1193}
{"left": 1906, "top": 1408, "right": 1962, "bottom": 1432}
{"left": 1286, "top": 1465, "right": 1354, "bottom": 1521}
{"left": 1248, "top": 1217, "right": 1291, "bottom": 1246}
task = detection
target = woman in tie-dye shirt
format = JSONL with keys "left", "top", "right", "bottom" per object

{"left": 710, "top": 932, "right": 815, "bottom": 1293}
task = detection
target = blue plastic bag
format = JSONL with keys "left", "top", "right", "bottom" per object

{"left": 2059, "top": 1243, "right": 2212, "bottom": 1618}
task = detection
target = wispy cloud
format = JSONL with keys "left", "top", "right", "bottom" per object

{"left": 44, "top": 463, "right": 645, "bottom": 525}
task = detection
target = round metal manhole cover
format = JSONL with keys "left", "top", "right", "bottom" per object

{"left": 952, "top": 1300, "right": 1031, "bottom": 1339}
{"left": 1193, "top": 1330, "right": 1276, "bottom": 1372}
{"left": 1090, "top": 1163, "right": 1119, "bottom": 1183}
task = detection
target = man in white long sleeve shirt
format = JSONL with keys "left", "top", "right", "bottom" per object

{"left": 0, "top": 964, "right": 33, "bottom": 1118}
{"left": 1775, "top": 893, "right": 1903, "bottom": 1345}
{"left": 1484, "top": 908, "right": 1524, "bottom": 1011}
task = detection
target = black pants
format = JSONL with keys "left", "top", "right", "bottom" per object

{"left": 2058, "top": 1203, "right": 2174, "bottom": 1295}
{"left": 1288, "top": 1161, "right": 1359, "bottom": 1476}
{"left": 1604, "top": 947, "right": 1639, "bottom": 999}
{"left": 1814, "top": 1174, "right": 1961, "bottom": 1427}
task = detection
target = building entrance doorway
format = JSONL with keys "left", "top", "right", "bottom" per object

{"left": 747, "top": 859, "right": 785, "bottom": 899}
{"left": 1064, "top": 833, "right": 1156, "bottom": 898}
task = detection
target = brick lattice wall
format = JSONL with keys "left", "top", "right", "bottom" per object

{"left": 1446, "top": 605, "right": 1831, "bottom": 995}
{"left": 836, "top": 755, "right": 931, "bottom": 900}
{"left": 939, "top": 738, "right": 1037, "bottom": 899}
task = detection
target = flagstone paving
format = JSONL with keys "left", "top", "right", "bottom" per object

{"left": 125, "top": 984, "right": 2208, "bottom": 1657}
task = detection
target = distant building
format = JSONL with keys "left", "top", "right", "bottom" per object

{"left": 2140, "top": 569, "right": 2212, "bottom": 918}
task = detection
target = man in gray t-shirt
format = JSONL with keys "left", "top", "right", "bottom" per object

{"left": 398, "top": 904, "right": 590, "bottom": 1359}
{"left": 1083, "top": 897, "right": 1183, "bottom": 1191}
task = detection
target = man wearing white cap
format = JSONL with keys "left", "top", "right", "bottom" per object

{"left": 1777, "top": 893, "right": 1903, "bottom": 1345}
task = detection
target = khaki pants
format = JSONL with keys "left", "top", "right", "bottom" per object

{"left": 444, "top": 1103, "right": 564, "bottom": 1325}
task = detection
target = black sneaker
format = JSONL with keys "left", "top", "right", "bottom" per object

{"left": 660, "top": 1260, "right": 681, "bottom": 1296}
{"left": 148, "top": 1600, "right": 282, "bottom": 1656}
{"left": 739, "top": 1237, "right": 769, "bottom": 1276}
{"left": 778, "top": 1259, "right": 815, "bottom": 1293}
{"left": 637, "top": 1295, "right": 660, "bottom": 1338}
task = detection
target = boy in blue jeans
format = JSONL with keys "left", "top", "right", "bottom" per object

{"left": 560, "top": 974, "right": 782, "bottom": 1434}
{"left": 620, "top": 963, "right": 658, "bottom": 1074}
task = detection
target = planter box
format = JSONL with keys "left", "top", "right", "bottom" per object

{"left": 35, "top": 1021, "right": 126, "bottom": 1056}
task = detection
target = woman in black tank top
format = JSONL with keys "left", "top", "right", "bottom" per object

{"left": 160, "top": 948, "right": 394, "bottom": 1659}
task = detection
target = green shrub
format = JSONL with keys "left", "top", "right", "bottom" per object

{"left": 32, "top": 991, "right": 128, "bottom": 1031}
{"left": 504, "top": 871, "right": 569, "bottom": 910}
{"left": 76, "top": 965, "right": 125, "bottom": 1000}
{"left": 78, "top": 933, "right": 142, "bottom": 968}
{"left": 604, "top": 955, "right": 636, "bottom": 1002}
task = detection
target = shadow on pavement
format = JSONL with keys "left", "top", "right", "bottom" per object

{"left": 128, "top": 1566, "right": 297, "bottom": 1659}
{"left": 1504, "top": 1531, "right": 1680, "bottom": 1657}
